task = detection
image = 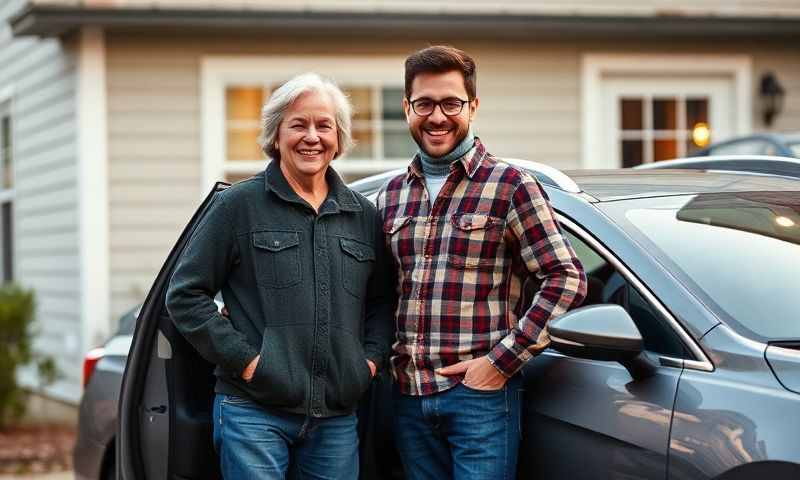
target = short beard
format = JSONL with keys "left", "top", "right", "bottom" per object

{"left": 411, "top": 126, "right": 469, "bottom": 158}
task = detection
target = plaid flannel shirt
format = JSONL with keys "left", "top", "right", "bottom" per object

{"left": 377, "top": 139, "right": 587, "bottom": 396}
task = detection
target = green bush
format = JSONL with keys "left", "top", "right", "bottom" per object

{"left": 0, "top": 284, "right": 58, "bottom": 429}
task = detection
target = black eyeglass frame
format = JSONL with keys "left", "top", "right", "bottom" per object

{"left": 407, "top": 97, "right": 473, "bottom": 117}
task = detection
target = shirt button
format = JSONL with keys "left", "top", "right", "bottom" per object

{"left": 273, "top": 240, "right": 280, "bottom": 247}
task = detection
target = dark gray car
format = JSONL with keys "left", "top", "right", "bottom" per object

{"left": 74, "top": 307, "right": 136, "bottom": 480}
{"left": 113, "top": 166, "right": 800, "bottom": 479}
{"left": 690, "top": 132, "right": 800, "bottom": 158}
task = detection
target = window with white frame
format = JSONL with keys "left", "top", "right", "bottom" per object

{"left": 202, "top": 57, "right": 415, "bottom": 186}
{"left": 618, "top": 96, "right": 712, "bottom": 167}
{"left": 223, "top": 83, "right": 415, "bottom": 183}
{"left": 0, "top": 101, "right": 14, "bottom": 283}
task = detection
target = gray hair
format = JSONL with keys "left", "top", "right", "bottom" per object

{"left": 258, "top": 73, "right": 353, "bottom": 161}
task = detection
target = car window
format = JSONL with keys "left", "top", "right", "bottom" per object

{"left": 709, "top": 140, "right": 768, "bottom": 155}
{"left": 564, "top": 231, "right": 687, "bottom": 358}
{"left": 118, "top": 305, "right": 139, "bottom": 335}
{"left": 788, "top": 142, "right": 800, "bottom": 157}
{"left": 605, "top": 193, "right": 800, "bottom": 342}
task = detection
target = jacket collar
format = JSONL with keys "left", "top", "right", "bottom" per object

{"left": 264, "top": 161, "right": 362, "bottom": 213}
{"left": 406, "top": 137, "right": 487, "bottom": 184}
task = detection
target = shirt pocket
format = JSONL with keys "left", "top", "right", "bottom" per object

{"left": 447, "top": 213, "right": 506, "bottom": 269}
{"left": 340, "top": 237, "right": 375, "bottom": 299}
{"left": 383, "top": 215, "right": 414, "bottom": 263}
{"left": 252, "top": 230, "right": 302, "bottom": 289}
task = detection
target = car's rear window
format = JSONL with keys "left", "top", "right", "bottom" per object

{"left": 118, "top": 306, "right": 139, "bottom": 335}
{"left": 789, "top": 141, "right": 800, "bottom": 157}
{"left": 601, "top": 191, "right": 800, "bottom": 342}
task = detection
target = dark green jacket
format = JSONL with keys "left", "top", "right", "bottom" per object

{"left": 166, "top": 162, "right": 396, "bottom": 417}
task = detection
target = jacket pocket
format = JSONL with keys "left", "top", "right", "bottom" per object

{"left": 327, "top": 334, "right": 372, "bottom": 411}
{"left": 247, "top": 334, "right": 304, "bottom": 408}
{"left": 252, "top": 230, "right": 302, "bottom": 289}
{"left": 340, "top": 237, "right": 375, "bottom": 299}
{"left": 447, "top": 213, "right": 505, "bottom": 269}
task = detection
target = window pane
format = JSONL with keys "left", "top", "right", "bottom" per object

{"left": 345, "top": 87, "right": 372, "bottom": 122}
{"left": 384, "top": 126, "right": 416, "bottom": 159}
{"left": 654, "top": 139, "right": 677, "bottom": 161}
{"left": 620, "top": 98, "right": 643, "bottom": 130}
{"left": 227, "top": 129, "right": 262, "bottom": 161}
{"left": 382, "top": 88, "right": 415, "bottom": 159}
{"left": 621, "top": 140, "right": 643, "bottom": 168}
{"left": 349, "top": 127, "right": 374, "bottom": 159}
{"left": 2, "top": 201, "right": 12, "bottom": 283}
{"left": 653, "top": 98, "right": 677, "bottom": 130}
{"left": 225, "top": 172, "right": 257, "bottom": 184}
{"left": 686, "top": 139, "right": 705, "bottom": 156}
{"left": 686, "top": 98, "right": 709, "bottom": 128}
{"left": 226, "top": 87, "right": 263, "bottom": 122}
{"left": 1, "top": 115, "right": 11, "bottom": 190}
{"left": 382, "top": 88, "right": 406, "bottom": 121}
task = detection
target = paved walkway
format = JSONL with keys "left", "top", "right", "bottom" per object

{"left": 0, "top": 472, "right": 72, "bottom": 479}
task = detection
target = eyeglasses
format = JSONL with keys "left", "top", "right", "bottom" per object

{"left": 408, "top": 97, "right": 471, "bottom": 116}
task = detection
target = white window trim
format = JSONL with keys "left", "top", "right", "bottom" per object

{"left": 581, "top": 54, "right": 752, "bottom": 169}
{"left": 77, "top": 27, "right": 111, "bottom": 354}
{"left": 200, "top": 55, "right": 408, "bottom": 190}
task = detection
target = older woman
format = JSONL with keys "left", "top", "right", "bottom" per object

{"left": 166, "top": 73, "right": 395, "bottom": 479}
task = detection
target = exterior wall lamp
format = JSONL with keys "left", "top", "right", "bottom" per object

{"left": 760, "top": 72, "right": 785, "bottom": 128}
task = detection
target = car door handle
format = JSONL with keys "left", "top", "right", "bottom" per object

{"left": 148, "top": 405, "right": 167, "bottom": 414}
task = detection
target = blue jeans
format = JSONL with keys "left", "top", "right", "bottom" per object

{"left": 212, "top": 394, "right": 359, "bottom": 479}
{"left": 393, "top": 376, "right": 523, "bottom": 480}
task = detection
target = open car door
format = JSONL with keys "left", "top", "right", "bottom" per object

{"left": 117, "top": 183, "right": 229, "bottom": 480}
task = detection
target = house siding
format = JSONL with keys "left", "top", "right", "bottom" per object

{"left": 1, "top": 0, "right": 81, "bottom": 402}
{"left": 105, "top": 33, "right": 800, "bottom": 329}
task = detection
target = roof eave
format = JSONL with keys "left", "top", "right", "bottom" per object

{"left": 11, "top": 5, "right": 800, "bottom": 39}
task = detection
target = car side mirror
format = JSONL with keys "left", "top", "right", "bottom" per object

{"left": 548, "top": 304, "right": 656, "bottom": 380}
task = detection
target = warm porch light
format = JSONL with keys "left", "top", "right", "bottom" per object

{"left": 692, "top": 122, "right": 711, "bottom": 147}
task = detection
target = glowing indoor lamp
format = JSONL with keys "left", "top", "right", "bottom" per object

{"left": 692, "top": 122, "right": 711, "bottom": 147}
{"left": 775, "top": 216, "right": 795, "bottom": 228}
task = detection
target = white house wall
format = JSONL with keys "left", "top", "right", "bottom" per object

{"left": 1, "top": 0, "right": 82, "bottom": 402}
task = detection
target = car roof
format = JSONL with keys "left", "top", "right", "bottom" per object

{"left": 348, "top": 160, "right": 800, "bottom": 203}
{"left": 564, "top": 169, "right": 800, "bottom": 202}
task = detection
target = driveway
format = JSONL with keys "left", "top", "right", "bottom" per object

{"left": 0, "top": 472, "right": 72, "bottom": 479}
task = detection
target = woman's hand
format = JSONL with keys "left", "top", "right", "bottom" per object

{"left": 242, "top": 354, "right": 260, "bottom": 382}
{"left": 367, "top": 359, "right": 377, "bottom": 378}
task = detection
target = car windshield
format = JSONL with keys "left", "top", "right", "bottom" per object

{"left": 601, "top": 191, "right": 800, "bottom": 342}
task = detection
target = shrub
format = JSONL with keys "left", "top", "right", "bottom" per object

{"left": 0, "top": 285, "right": 58, "bottom": 429}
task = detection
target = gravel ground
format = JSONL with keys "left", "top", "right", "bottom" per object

{"left": 0, "top": 472, "right": 72, "bottom": 479}
{"left": 0, "top": 424, "right": 74, "bottom": 477}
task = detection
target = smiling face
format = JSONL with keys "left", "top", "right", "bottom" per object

{"left": 404, "top": 70, "right": 478, "bottom": 158}
{"left": 276, "top": 90, "right": 339, "bottom": 183}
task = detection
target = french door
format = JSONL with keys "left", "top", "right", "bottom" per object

{"left": 603, "top": 78, "right": 734, "bottom": 167}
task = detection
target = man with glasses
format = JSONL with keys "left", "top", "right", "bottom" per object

{"left": 377, "top": 46, "right": 587, "bottom": 479}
